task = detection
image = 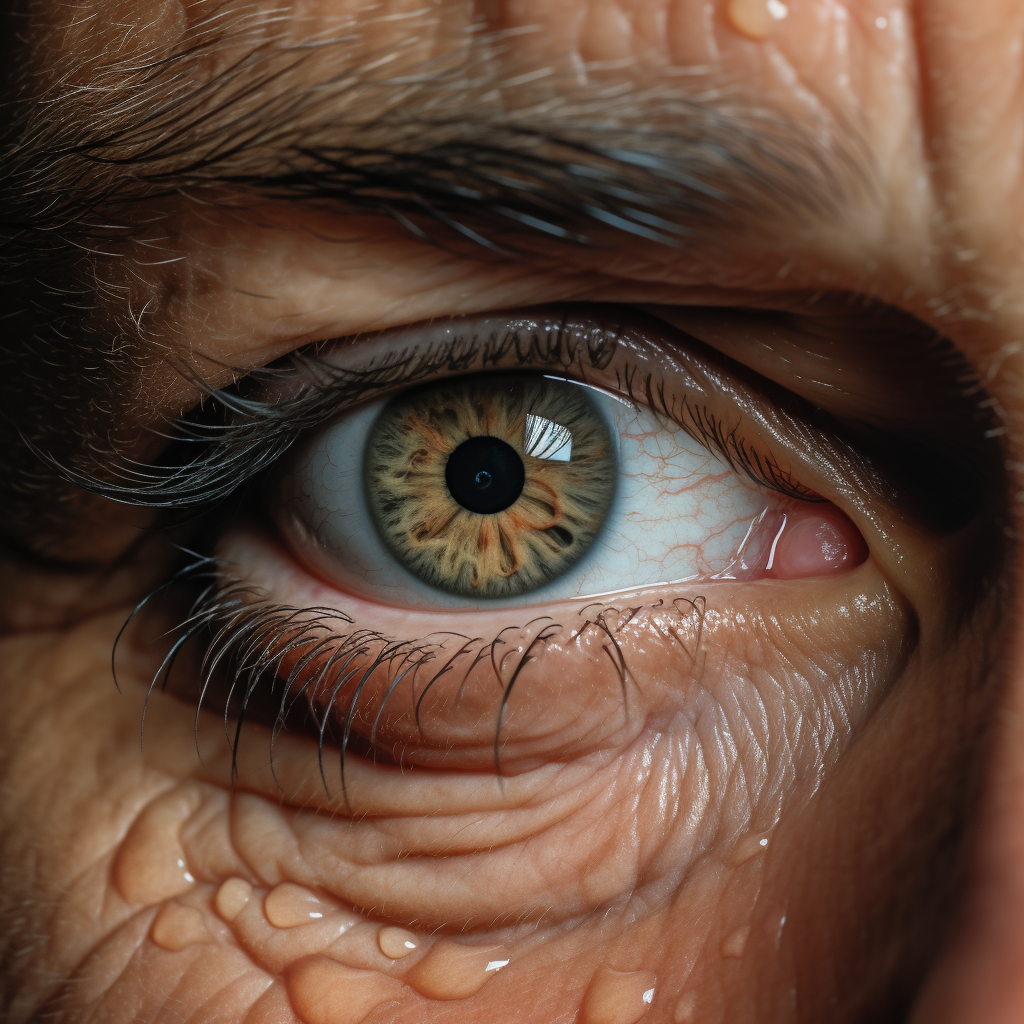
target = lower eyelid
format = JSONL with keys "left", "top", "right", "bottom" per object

{"left": 197, "top": 521, "right": 902, "bottom": 775}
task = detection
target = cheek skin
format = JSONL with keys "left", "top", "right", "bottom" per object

{"left": 0, "top": 496, "right": 945, "bottom": 1024}
{"left": 0, "top": 553, "right": 989, "bottom": 1024}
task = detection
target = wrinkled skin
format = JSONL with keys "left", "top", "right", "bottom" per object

{"left": 2, "top": 2, "right": 1024, "bottom": 1023}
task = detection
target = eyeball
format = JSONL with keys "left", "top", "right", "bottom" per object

{"left": 273, "top": 370, "right": 847, "bottom": 609}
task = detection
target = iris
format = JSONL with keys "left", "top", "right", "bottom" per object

{"left": 364, "top": 375, "right": 616, "bottom": 598}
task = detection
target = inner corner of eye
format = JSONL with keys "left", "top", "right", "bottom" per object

{"left": 272, "top": 372, "right": 870, "bottom": 607}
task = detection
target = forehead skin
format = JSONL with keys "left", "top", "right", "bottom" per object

{"left": 6, "top": 0, "right": 1024, "bottom": 1021}
{"left": 16, "top": 0, "right": 934, "bottom": 374}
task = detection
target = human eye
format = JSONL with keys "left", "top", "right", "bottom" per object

{"left": 154, "top": 303, "right": 887, "bottom": 785}
{"left": 271, "top": 309, "right": 864, "bottom": 611}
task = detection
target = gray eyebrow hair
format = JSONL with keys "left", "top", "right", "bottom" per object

{"left": 0, "top": 22, "right": 873, "bottom": 554}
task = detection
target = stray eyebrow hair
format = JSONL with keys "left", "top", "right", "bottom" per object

{"left": 0, "top": 10, "right": 873, "bottom": 553}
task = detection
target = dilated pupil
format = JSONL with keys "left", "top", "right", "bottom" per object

{"left": 445, "top": 435, "right": 525, "bottom": 514}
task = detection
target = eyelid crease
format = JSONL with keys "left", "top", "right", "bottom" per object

{"left": 47, "top": 307, "right": 836, "bottom": 514}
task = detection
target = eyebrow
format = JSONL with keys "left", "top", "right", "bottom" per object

{"left": 3, "top": 21, "right": 873, "bottom": 251}
{"left": 0, "top": 20, "right": 874, "bottom": 551}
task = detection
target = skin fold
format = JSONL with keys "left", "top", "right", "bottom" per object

{"left": 2, "top": 1, "right": 1024, "bottom": 1023}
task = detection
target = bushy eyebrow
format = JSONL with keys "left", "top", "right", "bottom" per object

{"left": 1, "top": 18, "right": 873, "bottom": 252}
{"left": 0, "top": 17, "right": 873, "bottom": 552}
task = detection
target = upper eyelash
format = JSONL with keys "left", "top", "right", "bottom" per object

{"left": 676, "top": 399, "right": 823, "bottom": 501}
{"left": 611, "top": 361, "right": 823, "bottom": 501}
{"left": 47, "top": 317, "right": 823, "bottom": 511}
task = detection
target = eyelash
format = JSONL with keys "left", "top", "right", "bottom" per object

{"left": 120, "top": 547, "right": 710, "bottom": 794}
{"left": 62, "top": 318, "right": 821, "bottom": 511}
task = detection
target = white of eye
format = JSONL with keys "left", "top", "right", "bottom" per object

{"left": 276, "top": 383, "right": 772, "bottom": 609}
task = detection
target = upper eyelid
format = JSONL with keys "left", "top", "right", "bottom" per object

{"left": 45, "top": 308, "right": 877, "bottom": 513}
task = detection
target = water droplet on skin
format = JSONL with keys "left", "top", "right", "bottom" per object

{"left": 286, "top": 956, "right": 405, "bottom": 1024}
{"left": 265, "top": 883, "right": 329, "bottom": 928}
{"left": 722, "top": 925, "right": 751, "bottom": 959}
{"left": 769, "top": 907, "right": 788, "bottom": 949}
{"left": 215, "top": 877, "right": 253, "bottom": 922}
{"left": 727, "top": 831, "right": 771, "bottom": 867}
{"left": 725, "top": 0, "right": 787, "bottom": 39}
{"left": 580, "top": 966, "right": 658, "bottom": 1024}
{"left": 673, "top": 992, "right": 698, "bottom": 1022}
{"left": 377, "top": 926, "right": 419, "bottom": 959}
{"left": 406, "top": 940, "right": 506, "bottom": 1000}
{"left": 150, "top": 902, "right": 211, "bottom": 952}
{"left": 113, "top": 788, "right": 200, "bottom": 905}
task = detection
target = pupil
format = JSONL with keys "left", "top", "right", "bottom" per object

{"left": 445, "top": 435, "right": 525, "bottom": 515}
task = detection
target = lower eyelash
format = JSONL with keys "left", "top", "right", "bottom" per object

{"left": 117, "top": 548, "right": 710, "bottom": 797}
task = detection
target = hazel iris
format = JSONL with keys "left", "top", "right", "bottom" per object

{"left": 364, "top": 374, "right": 616, "bottom": 599}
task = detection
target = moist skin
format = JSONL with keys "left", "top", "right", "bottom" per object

{"left": 0, "top": 306, "right": 997, "bottom": 1024}
{"left": 0, "top": 0, "right": 1020, "bottom": 1018}
{"left": 0, "top": 395, "right": 998, "bottom": 1024}
{"left": 66, "top": 508, "right": 920, "bottom": 1024}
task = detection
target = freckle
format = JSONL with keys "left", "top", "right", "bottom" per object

{"left": 405, "top": 939, "right": 507, "bottom": 999}
{"left": 580, "top": 966, "right": 657, "bottom": 1024}
{"left": 265, "top": 883, "right": 329, "bottom": 928}
{"left": 725, "top": 0, "right": 788, "bottom": 39}
{"left": 113, "top": 787, "right": 200, "bottom": 904}
{"left": 722, "top": 925, "right": 751, "bottom": 958}
{"left": 215, "top": 877, "right": 253, "bottom": 922}
{"left": 150, "top": 902, "right": 211, "bottom": 952}
{"left": 286, "top": 956, "right": 406, "bottom": 1024}
{"left": 726, "top": 831, "right": 771, "bottom": 867}
{"left": 673, "top": 992, "right": 698, "bottom": 1023}
{"left": 378, "top": 926, "right": 419, "bottom": 959}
